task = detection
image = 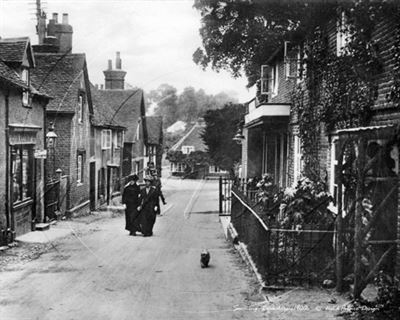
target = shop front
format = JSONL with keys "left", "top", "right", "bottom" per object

{"left": 9, "top": 125, "right": 45, "bottom": 237}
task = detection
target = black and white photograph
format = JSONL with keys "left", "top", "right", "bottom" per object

{"left": 1, "top": 0, "right": 400, "bottom": 319}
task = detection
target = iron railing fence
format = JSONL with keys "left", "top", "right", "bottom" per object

{"left": 231, "top": 187, "right": 336, "bottom": 286}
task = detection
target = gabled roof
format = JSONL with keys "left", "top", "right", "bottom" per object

{"left": 30, "top": 53, "right": 89, "bottom": 112}
{"left": 90, "top": 84, "right": 125, "bottom": 129}
{"left": 170, "top": 123, "right": 206, "bottom": 152}
{"left": 0, "top": 37, "right": 33, "bottom": 65}
{"left": 0, "top": 60, "right": 29, "bottom": 89}
{"left": 145, "top": 116, "right": 163, "bottom": 145}
{"left": 0, "top": 38, "right": 49, "bottom": 98}
{"left": 91, "top": 88, "right": 145, "bottom": 141}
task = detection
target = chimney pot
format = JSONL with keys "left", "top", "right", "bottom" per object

{"left": 62, "top": 13, "right": 69, "bottom": 24}
{"left": 108, "top": 59, "right": 112, "bottom": 70}
{"left": 116, "top": 51, "right": 122, "bottom": 70}
{"left": 53, "top": 13, "right": 58, "bottom": 23}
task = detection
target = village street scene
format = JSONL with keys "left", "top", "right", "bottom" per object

{"left": 1, "top": 0, "right": 400, "bottom": 319}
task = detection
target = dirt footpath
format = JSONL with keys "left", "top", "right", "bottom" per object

{"left": 0, "top": 179, "right": 349, "bottom": 320}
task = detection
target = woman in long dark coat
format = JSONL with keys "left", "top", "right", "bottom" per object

{"left": 153, "top": 175, "right": 166, "bottom": 215}
{"left": 122, "top": 174, "right": 141, "bottom": 236}
{"left": 138, "top": 176, "right": 159, "bottom": 237}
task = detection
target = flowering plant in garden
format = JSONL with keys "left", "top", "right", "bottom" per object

{"left": 254, "top": 173, "right": 282, "bottom": 220}
{"left": 280, "top": 177, "right": 334, "bottom": 229}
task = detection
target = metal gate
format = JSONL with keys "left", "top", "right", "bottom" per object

{"left": 45, "top": 179, "right": 60, "bottom": 221}
{"left": 219, "top": 176, "right": 232, "bottom": 215}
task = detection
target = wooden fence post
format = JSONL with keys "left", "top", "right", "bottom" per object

{"left": 336, "top": 140, "right": 344, "bottom": 292}
{"left": 354, "top": 137, "right": 366, "bottom": 299}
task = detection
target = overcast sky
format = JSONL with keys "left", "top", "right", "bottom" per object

{"left": 0, "top": 0, "right": 254, "bottom": 101}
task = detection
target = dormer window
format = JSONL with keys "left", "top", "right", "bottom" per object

{"left": 270, "top": 64, "right": 279, "bottom": 97}
{"left": 21, "top": 68, "right": 31, "bottom": 107}
{"left": 260, "top": 63, "right": 278, "bottom": 97}
{"left": 21, "top": 68, "right": 29, "bottom": 84}
{"left": 78, "top": 94, "right": 84, "bottom": 123}
{"left": 182, "top": 146, "right": 194, "bottom": 154}
{"left": 260, "top": 65, "right": 270, "bottom": 95}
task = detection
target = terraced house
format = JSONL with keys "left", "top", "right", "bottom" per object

{"left": 31, "top": 13, "right": 93, "bottom": 218}
{"left": 91, "top": 84, "right": 126, "bottom": 208}
{"left": 144, "top": 116, "right": 163, "bottom": 176}
{"left": 0, "top": 37, "right": 50, "bottom": 242}
{"left": 236, "top": 5, "right": 400, "bottom": 297}
{"left": 95, "top": 53, "right": 147, "bottom": 187}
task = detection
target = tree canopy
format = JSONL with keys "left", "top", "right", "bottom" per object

{"left": 202, "top": 103, "right": 245, "bottom": 174}
{"left": 193, "top": 0, "right": 354, "bottom": 87}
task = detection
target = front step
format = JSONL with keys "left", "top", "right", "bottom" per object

{"left": 35, "top": 223, "right": 50, "bottom": 231}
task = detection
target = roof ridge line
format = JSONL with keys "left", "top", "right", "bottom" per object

{"left": 170, "top": 123, "right": 198, "bottom": 151}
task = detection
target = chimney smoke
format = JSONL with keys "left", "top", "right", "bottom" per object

{"left": 116, "top": 51, "right": 122, "bottom": 69}
{"left": 52, "top": 13, "right": 58, "bottom": 22}
{"left": 62, "top": 13, "right": 69, "bottom": 24}
{"left": 108, "top": 59, "right": 112, "bottom": 70}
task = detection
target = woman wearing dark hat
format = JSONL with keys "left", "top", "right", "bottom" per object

{"left": 137, "top": 175, "right": 159, "bottom": 236}
{"left": 122, "top": 174, "right": 141, "bottom": 236}
{"left": 152, "top": 174, "right": 166, "bottom": 215}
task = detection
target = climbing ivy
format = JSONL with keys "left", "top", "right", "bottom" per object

{"left": 387, "top": 10, "right": 400, "bottom": 104}
{"left": 291, "top": 2, "right": 395, "bottom": 179}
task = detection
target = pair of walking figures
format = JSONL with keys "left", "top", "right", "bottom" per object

{"left": 122, "top": 174, "right": 166, "bottom": 237}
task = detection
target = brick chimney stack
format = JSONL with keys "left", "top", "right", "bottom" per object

{"left": 103, "top": 52, "right": 127, "bottom": 90}
{"left": 62, "top": 13, "right": 68, "bottom": 24}
{"left": 116, "top": 51, "right": 122, "bottom": 69}
{"left": 46, "top": 12, "right": 73, "bottom": 53}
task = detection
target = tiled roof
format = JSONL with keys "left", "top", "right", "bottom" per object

{"left": 91, "top": 88, "right": 145, "bottom": 141}
{"left": 145, "top": 116, "right": 163, "bottom": 145}
{"left": 0, "top": 39, "right": 49, "bottom": 98}
{"left": 0, "top": 37, "right": 30, "bottom": 63}
{"left": 170, "top": 123, "right": 206, "bottom": 152}
{"left": 0, "top": 60, "right": 28, "bottom": 89}
{"left": 30, "top": 53, "right": 86, "bottom": 112}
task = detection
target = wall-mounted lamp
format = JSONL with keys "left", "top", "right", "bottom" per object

{"left": 46, "top": 122, "right": 58, "bottom": 148}
{"left": 233, "top": 128, "right": 245, "bottom": 145}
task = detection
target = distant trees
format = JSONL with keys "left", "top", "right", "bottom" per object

{"left": 146, "top": 84, "right": 238, "bottom": 127}
{"left": 178, "top": 87, "right": 198, "bottom": 123}
{"left": 202, "top": 103, "right": 245, "bottom": 175}
{"left": 147, "top": 84, "right": 178, "bottom": 128}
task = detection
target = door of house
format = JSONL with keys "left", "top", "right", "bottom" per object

{"left": 44, "top": 178, "right": 60, "bottom": 221}
{"left": 263, "top": 133, "right": 288, "bottom": 188}
{"left": 89, "top": 162, "right": 96, "bottom": 211}
{"left": 106, "top": 167, "right": 111, "bottom": 205}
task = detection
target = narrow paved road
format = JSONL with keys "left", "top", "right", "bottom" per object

{"left": 1, "top": 179, "right": 265, "bottom": 320}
